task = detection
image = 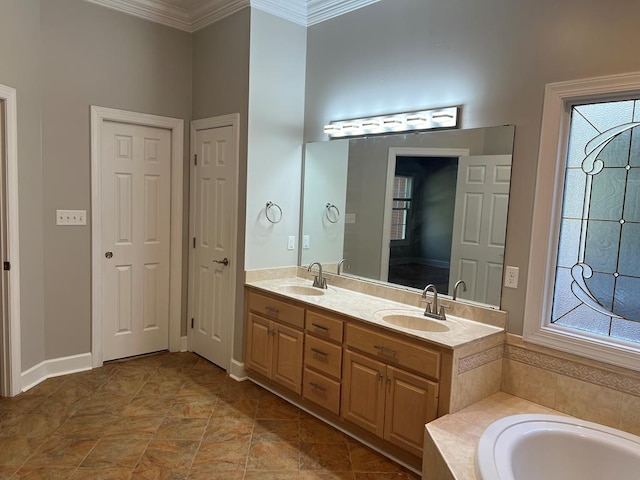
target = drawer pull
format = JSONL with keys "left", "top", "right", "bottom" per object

{"left": 311, "top": 322, "right": 329, "bottom": 331}
{"left": 265, "top": 306, "right": 279, "bottom": 316}
{"left": 309, "top": 381, "right": 327, "bottom": 392}
{"left": 374, "top": 344, "right": 397, "bottom": 357}
{"left": 311, "top": 348, "right": 328, "bottom": 357}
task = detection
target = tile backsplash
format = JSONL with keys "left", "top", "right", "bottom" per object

{"left": 502, "top": 333, "right": 640, "bottom": 436}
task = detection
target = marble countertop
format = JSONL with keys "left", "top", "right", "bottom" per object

{"left": 246, "top": 277, "right": 503, "bottom": 350}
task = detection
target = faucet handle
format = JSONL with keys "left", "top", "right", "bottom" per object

{"left": 424, "top": 301, "right": 432, "bottom": 314}
{"left": 438, "top": 304, "right": 450, "bottom": 319}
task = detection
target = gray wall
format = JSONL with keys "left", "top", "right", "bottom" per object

{"left": 0, "top": 0, "right": 193, "bottom": 368}
{"left": 192, "top": 8, "right": 251, "bottom": 361}
{"left": 0, "top": 0, "right": 45, "bottom": 370}
{"left": 304, "top": 0, "right": 640, "bottom": 334}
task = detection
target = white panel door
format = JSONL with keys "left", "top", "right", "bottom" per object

{"left": 449, "top": 155, "right": 511, "bottom": 305}
{"left": 101, "top": 121, "right": 171, "bottom": 361}
{"left": 190, "top": 125, "right": 236, "bottom": 369}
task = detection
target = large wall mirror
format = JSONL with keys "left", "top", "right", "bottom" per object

{"left": 301, "top": 125, "right": 515, "bottom": 308}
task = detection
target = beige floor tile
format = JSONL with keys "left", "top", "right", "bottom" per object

{"left": 191, "top": 440, "right": 250, "bottom": 472}
{"left": 155, "top": 417, "right": 208, "bottom": 440}
{"left": 300, "top": 443, "right": 351, "bottom": 472}
{"left": 253, "top": 418, "right": 300, "bottom": 444}
{"left": 246, "top": 441, "right": 300, "bottom": 471}
{"left": 11, "top": 466, "right": 78, "bottom": 479}
{"left": 348, "top": 445, "right": 406, "bottom": 474}
{"left": 80, "top": 438, "right": 148, "bottom": 468}
{"left": 103, "top": 415, "right": 164, "bottom": 439}
{"left": 71, "top": 466, "right": 134, "bottom": 479}
{"left": 23, "top": 436, "right": 99, "bottom": 468}
{"left": 202, "top": 416, "right": 254, "bottom": 443}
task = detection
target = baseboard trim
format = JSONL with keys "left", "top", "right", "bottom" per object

{"left": 229, "top": 359, "right": 247, "bottom": 381}
{"left": 21, "top": 352, "right": 93, "bottom": 392}
{"left": 180, "top": 336, "right": 188, "bottom": 352}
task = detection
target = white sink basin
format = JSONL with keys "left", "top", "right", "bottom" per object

{"left": 277, "top": 285, "right": 327, "bottom": 296}
{"left": 380, "top": 313, "right": 450, "bottom": 332}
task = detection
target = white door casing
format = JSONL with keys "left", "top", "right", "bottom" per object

{"left": 449, "top": 155, "right": 511, "bottom": 305}
{"left": 0, "top": 84, "right": 21, "bottom": 397}
{"left": 100, "top": 121, "right": 171, "bottom": 361}
{"left": 382, "top": 147, "right": 470, "bottom": 282}
{"left": 91, "top": 107, "right": 183, "bottom": 367}
{"left": 188, "top": 114, "right": 240, "bottom": 370}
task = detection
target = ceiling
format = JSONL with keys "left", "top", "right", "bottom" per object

{"left": 85, "top": 0, "right": 381, "bottom": 32}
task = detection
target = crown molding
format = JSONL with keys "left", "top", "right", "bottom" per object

{"left": 251, "top": 0, "right": 307, "bottom": 26}
{"left": 307, "top": 0, "right": 380, "bottom": 26}
{"left": 85, "top": 0, "right": 382, "bottom": 31}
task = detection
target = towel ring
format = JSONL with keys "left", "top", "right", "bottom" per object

{"left": 325, "top": 203, "right": 340, "bottom": 223}
{"left": 265, "top": 201, "right": 283, "bottom": 224}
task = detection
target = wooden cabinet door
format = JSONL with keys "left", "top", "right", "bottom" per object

{"left": 384, "top": 365, "right": 439, "bottom": 457}
{"left": 245, "top": 313, "right": 273, "bottom": 378}
{"left": 272, "top": 322, "right": 304, "bottom": 394}
{"left": 342, "top": 349, "right": 385, "bottom": 437}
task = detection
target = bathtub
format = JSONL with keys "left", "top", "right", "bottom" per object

{"left": 475, "top": 414, "right": 640, "bottom": 480}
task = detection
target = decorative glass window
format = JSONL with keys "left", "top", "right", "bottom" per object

{"left": 551, "top": 99, "right": 640, "bottom": 343}
{"left": 390, "top": 175, "right": 412, "bottom": 242}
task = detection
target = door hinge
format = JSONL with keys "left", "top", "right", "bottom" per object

{"left": 193, "top": 237, "right": 196, "bottom": 248}
{"left": 191, "top": 318, "right": 194, "bottom": 329}
{"left": 3, "top": 262, "right": 10, "bottom": 271}
{"left": 194, "top": 154, "right": 197, "bottom": 166}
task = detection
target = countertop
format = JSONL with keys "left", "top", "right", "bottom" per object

{"left": 246, "top": 277, "right": 503, "bottom": 350}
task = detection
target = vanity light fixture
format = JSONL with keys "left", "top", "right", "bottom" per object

{"left": 324, "top": 106, "right": 460, "bottom": 138}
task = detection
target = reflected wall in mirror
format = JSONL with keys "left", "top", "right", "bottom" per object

{"left": 301, "top": 125, "right": 515, "bottom": 308}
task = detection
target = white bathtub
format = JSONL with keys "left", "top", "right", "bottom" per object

{"left": 475, "top": 414, "right": 640, "bottom": 480}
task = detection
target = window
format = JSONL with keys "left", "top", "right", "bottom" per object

{"left": 390, "top": 175, "right": 412, "bottom": 242}
{"left": 525, "top": 72, "right": 640, "bottom": 371}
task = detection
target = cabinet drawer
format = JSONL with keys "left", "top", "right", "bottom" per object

{"left": 248, "top": 291, "right": 304, "bottom": 329}
{"left": 304, "top": 335, "right": 342, "bottom": 379}
{"left": 345, "top": 323, "right": 441, "bottom": 380}
{"left": 303, "top": 368, "right": 341, "bottom": 415}
{"left": 305, "top": 311, "right": 344, "bottom": 343}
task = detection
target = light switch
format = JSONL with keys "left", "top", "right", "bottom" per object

{"left": 302, "top": 235, "right": 310, "bottom": 249}
{"left": 287, "top": 235, "right": 296, "bottom": 250}
{"left": 56, "top": 210, "right": 87, "bottom": 226}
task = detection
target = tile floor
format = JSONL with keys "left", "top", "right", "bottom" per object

{"left": 0, "top": 352, "right": 420, "bottom": 479}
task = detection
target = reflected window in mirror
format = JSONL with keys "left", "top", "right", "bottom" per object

{"left": 391, "top": 175, "right": 413, "bottom": 244}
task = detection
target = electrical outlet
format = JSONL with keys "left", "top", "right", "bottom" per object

{"left": 302, "top": 235, "right": 310, "bottom": 249}
{"left": 287, "top": 235, "right": 295, "bottom": 250}
{"left": 504, "top": 266, "right": 519, "bottom": 289}
{"left": 56, "top": 209, "right": 87, "bottom": 226}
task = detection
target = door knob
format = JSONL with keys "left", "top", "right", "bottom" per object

{"left": 105, "top": 251, "right": 113, "bottom": 259}
{"left": 213, "top": 257, "right": 229, "bottom": 266}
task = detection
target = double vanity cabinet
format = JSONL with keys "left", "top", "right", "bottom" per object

{"left": 244, "top": 279, "right": 504, "bottom": 470}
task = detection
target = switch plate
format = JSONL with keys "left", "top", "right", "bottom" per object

{"left": 56, "top": 210, "right": 87, "bottom": 226}
{"left": 302, "top": 235, "right": 310, "bottom": 250}
{"left": 287, "top": 235, "right": 295, "bottom": 250}
{"left": 504, "top": 266, "right": 519, "bottom": 289}
{"left": 345, "top": 213, "right": 356, "bottom": 224}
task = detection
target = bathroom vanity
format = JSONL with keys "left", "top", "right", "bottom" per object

{"left": 244, "top": 276, "right": 505, "bottom": 471}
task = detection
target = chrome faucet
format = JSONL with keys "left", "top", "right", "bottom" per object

{"left": 337, "top": 258, "right": 350, "bottom": 275}
{"left": 453, "top": 280, "right": 467, "bottom": 301}
{"left": 308, "top": 262, "right": 327, "bottom": 289}
{"left": 422, "top": 284, "right": 447, "bottom": 320}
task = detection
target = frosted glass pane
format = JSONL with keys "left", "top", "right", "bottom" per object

{"left": 562, "top": 168, "right": 586, "bottom": 219}
{"left": 611, "top": 318, "right": 640, "bottom": 343}
{"left": 585, "top": 272, "right": 615, "bottom": 310}
{"left": 552, "top": 267, "right": 582, "bottom": 321}
{"left": 618, "top": 223, "right": 640, "bottom": 276}
{"left": 623, "top": 168, "right": 640, "bottom": 222}
{"left": 598, "top": 130, "right": 631, "bottom": 168}
{"left": 567, "top": 111, "right": 600, "bottom": 168}
{"left": 588, "top": 167, "right": 626, "bottom": 220}
{"left": 556, "top": 219, "right": 582, "bottom": 268}
{"left": 575, "top": 101, "right": 634, "bottom": 133}
{"left": 613, "top": 275, "right": 640, "bottom": 321}
{"left": 584, "top": 220, "right": 620, "bottom": 273}
{"left": 554, "top": 304, "right": 611, "bottom": 335}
